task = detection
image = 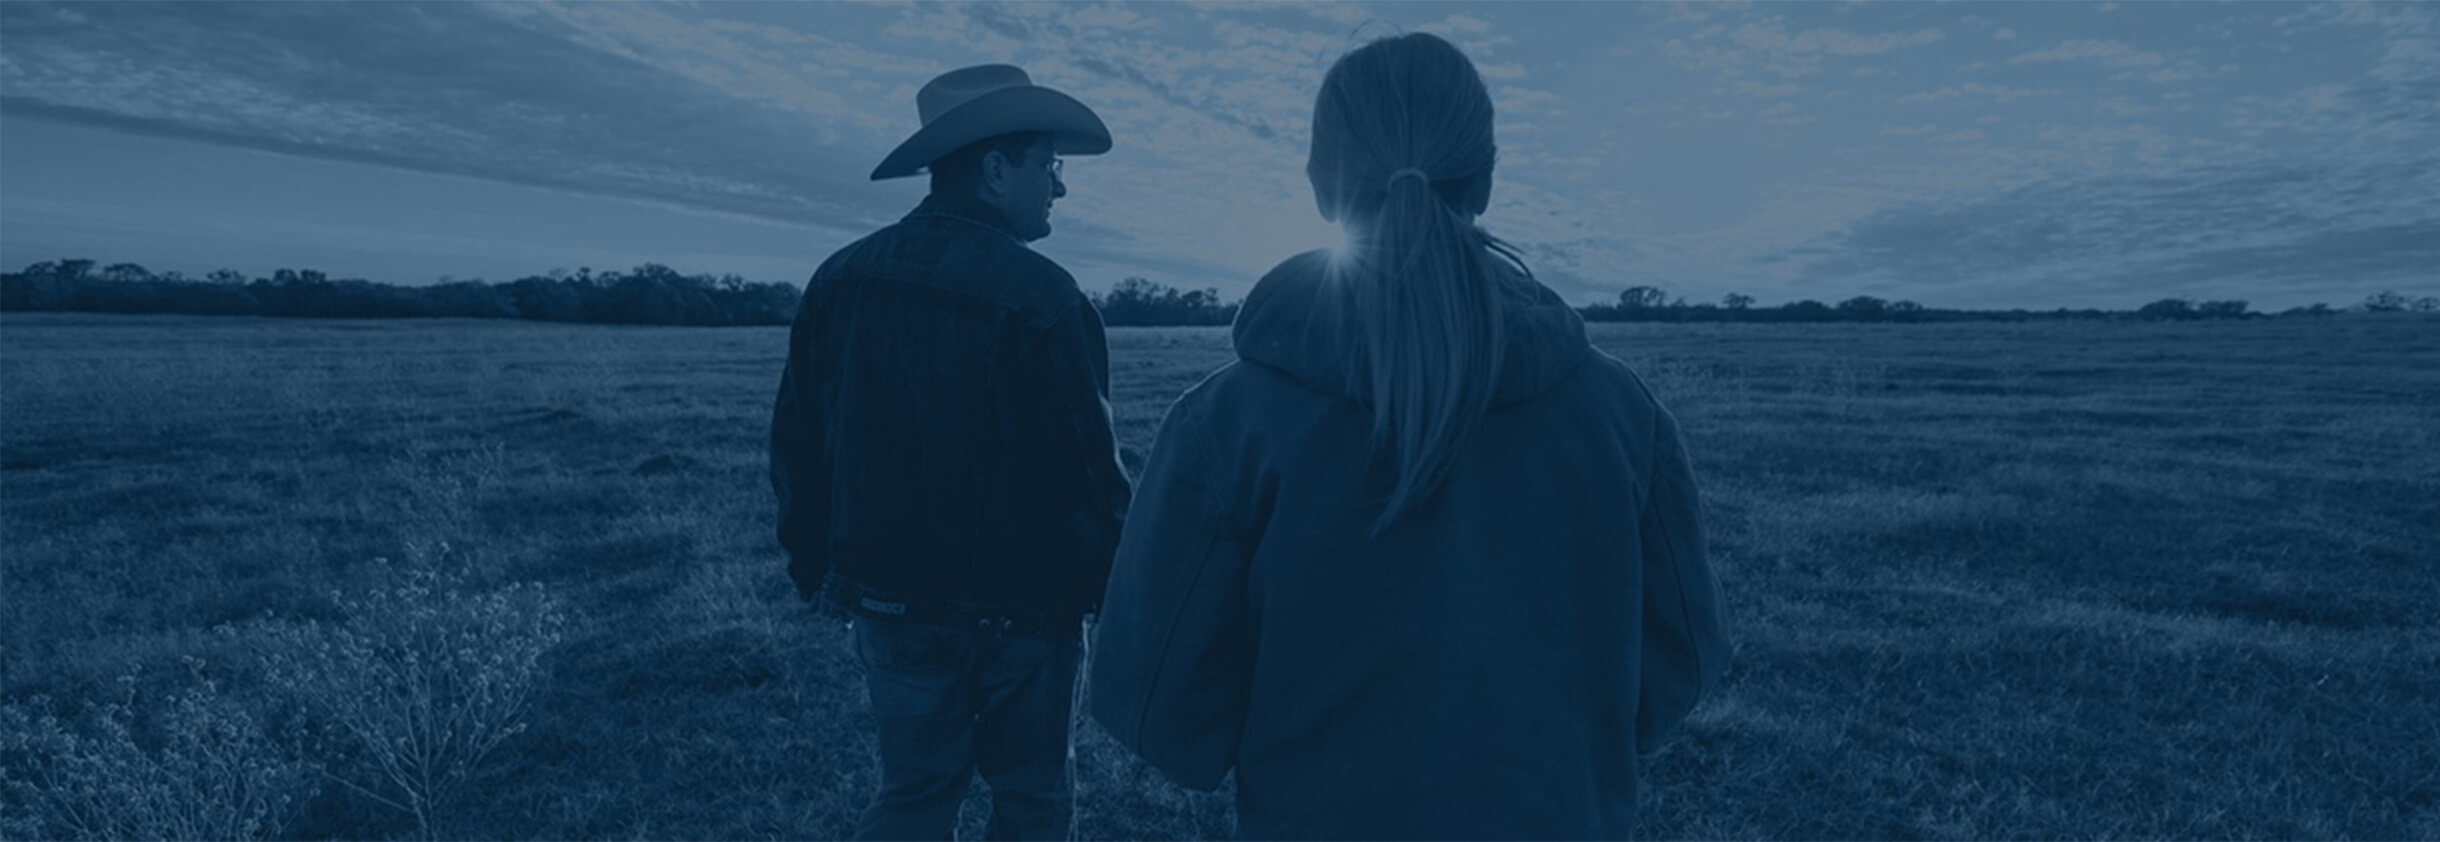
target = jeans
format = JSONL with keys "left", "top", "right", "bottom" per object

{"left": 853, "top": 617, "right": 1082, "bottom": 841}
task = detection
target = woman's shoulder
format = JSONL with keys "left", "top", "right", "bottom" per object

{"left": 1169, "top": 358, "right": 1324, "bottom": 413}
{"left": 1561, "top": 350, "right": 1674, "bottom": 425}
{"left": 1246, "top": 249, "right": 1336, "bottom": 301}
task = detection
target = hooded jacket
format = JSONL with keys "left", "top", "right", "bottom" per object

{"left": 1090, "top": 248, "right": 1730, "bottom": 840}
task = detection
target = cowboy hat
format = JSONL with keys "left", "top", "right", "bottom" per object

{"left": 870, "top": 64, "right": 1112, "bottom": 181}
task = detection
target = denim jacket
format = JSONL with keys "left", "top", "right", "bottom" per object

{"left": 771, "top": 193, "right": 1133, "bottom": 622}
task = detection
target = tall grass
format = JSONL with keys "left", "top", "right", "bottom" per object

{"left": 247, "top": 552, "right": 566, "bottom": 839}
{"left": 4, "top": 313, "right": 2436, "bottom": 839}
{"left": 1, "top": 665, "right": 316, "bottom": 841}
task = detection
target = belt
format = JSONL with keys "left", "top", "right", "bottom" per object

{"left": 823, "top": 573, "right": 1080, "bottom": 637}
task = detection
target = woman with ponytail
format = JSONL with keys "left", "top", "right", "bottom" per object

{"left": 1092, "top": 33, "right": 1728, "bottom": 839}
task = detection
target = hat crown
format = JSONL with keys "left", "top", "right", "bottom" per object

{"left": 917, "top": 64, "right": 1035, "bottom": 126}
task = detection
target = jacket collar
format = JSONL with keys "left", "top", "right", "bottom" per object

{"left": 905, "top": 192, "right": 1023, "bottom": 241}
{"left": 1233, "top": 248, "right": 1592, "bottom": 408}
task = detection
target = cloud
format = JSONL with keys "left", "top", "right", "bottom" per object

{"left": 1476, "top": 61, "right": 1527, "bottom": 80}
{"left": 2008, "top": 39, "right": 2165, "bottom": 69}
{"left": 1760, "top": 101, "right": 1811, "bottom": 127}
{"left": 1735, "top": 79, "right": 1806, "bottom": 97}
{"left": 4, "top": 0, "right": 2429, "bottom": 310}
{"left": 0, "top": 2, "right": 899, "bottom": 235}
{"left": 1774, "top": 158, "right": 2440, "bottom": 306}
{"left": 1664, "top": 10, "right": 1946, "bottom": 81}
{"left": 1894, "top": 83, "right": 2060, "bottom": 105}
{"left": 2097, "top": 97, "right": 2153, "bottom": 117}
{"left": 0, "top": 0, "right": 1350, "bottom": 288}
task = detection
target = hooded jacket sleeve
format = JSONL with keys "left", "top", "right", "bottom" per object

{"left": 1090, "top": 389, "right": 1252, "bottom": 791}
{"left": 1635, "top": 405, "right": 1730, "bottom": 755}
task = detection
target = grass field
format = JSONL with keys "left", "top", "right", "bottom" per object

{"left": 4, "top": 311, "right": 2437, "bottom": 840}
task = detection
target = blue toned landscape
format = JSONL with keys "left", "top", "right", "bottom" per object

{"left": 6, "top": 0, "right": 2439, "bottom": 838}
{"left": 4, "top": 312, "right": 2434, "bottom": 839}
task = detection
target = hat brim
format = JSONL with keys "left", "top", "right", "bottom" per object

{"left": 870, "top": 86, "right": 1113, "bottom": 181}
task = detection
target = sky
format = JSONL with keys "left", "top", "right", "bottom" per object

{"left": 2, "top": 1, "right": 2434, "bottom": 311}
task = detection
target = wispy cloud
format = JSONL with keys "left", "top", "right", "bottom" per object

{"left": 2009, "top": 38, "right": 2165, "bottom": 69}
{"left": 1774, "top": 156, "right": 2440, "bottom": 306}
{"left": 2, "top": 1, "right": 2432, "bottom": 309}
{"left": 1894, "top": 83, "right": 2060, "bottom": 105}
{"left": 1665, "top": 12, "right": 1946, "bottom": 81}
{"left": 0, "top": 2, "right": 907, "bottom": 237}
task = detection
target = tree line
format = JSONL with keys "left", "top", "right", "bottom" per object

{"left": 3, "top": 259, "right": 2432, "bottom": 327}
{"left": 0, "top": 260, "right": 800, "bottom": 326}
{"left": 1089, "top": 277, "right": 1240, "bottom": 327}
{"left": 1577, "top": 285, "right": 2438, "bottom": 323}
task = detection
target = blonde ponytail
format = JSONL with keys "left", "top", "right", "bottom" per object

{"left": 1308, "top": 33, "right": 1517, "bottom": 535}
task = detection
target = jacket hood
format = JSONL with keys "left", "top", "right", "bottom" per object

{"left": 1231, "top": 248, "right": 1592, "bottom": 407}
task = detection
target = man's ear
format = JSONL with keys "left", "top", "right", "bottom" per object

{"left": 980, "top": 149, "right": 1012, "bottom": 198}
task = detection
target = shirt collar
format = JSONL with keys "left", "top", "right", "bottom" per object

{"left": 905, "top": 192, "right": 1022, "bottom": 240}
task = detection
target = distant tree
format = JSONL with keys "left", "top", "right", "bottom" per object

{"left": 2196, "top": 300, "right": 2250, "bottom": 319}
{"left": 424, "top": 281, "right": 516, "bottom": 319}
{"left": 506, "top": 277, "right": 581, "bottom": 322}
{"left": 24, "top": 259, "right": 89, "bottom": 309}
{"left": 100, "top": 262, "right": 154, "bottom": 284}
{"left": 2135, "top": 298, "right": 2196, "bottom": 321}
{"left": 2279, "top": 303, "right": 2335, "bottom": 318}
{"left": 1721, "top": 292, "right": 1754, "bottom": 310}
{"left": 597, "top": 264, "right": 716, "bottom": 324}
{"left": 1780, "top": 299, "right": 1832, "bottom": 322}
{"left": 1094, "top": 277, "right": 1238, "bottom": 326}
{"left": 1616, "top": 285, "right": 1668, "bottom": 310}
{"left": 2362, "top": 290, "right": 2412, "bottom": 312}
{"left": 0, "top": 266, "right": 37, "bottom": 310}
{"left": 722, "top": 279, "right": 802, "bottom": 325}
{"left": 1836, "top": 295, "right": 1888, "bottom": 319}
{"left": 207, "top": 269, "right": 249, "bottom": 285}
{"left": 2413, "top": 296, "right": 2440, "bottom": 313}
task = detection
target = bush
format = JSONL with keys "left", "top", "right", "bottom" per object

{"left": 251, "top": 556, "right": 567, "bottom": 838}
{"left": 0, "top": 665, "right": 317, "bottom": 841}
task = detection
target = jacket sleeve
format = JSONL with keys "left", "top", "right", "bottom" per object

{"left": 770, "top": 310, "right": 830, "bottom": 602}
{"left": 1635, "top": 405, "right": 1731, "bottom": 755}
{"left": 1026, "top": 299, "right": 1135, "bottom": 611}
{"left": 1089, "top": 392, "right": 1252, "bottom": 791}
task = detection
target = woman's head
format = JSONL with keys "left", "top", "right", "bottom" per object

{"left": 1306, "top": 32, "right": 1522, "bottom": 535}
{"left": 1307, "top": 32, "right": 1497, "bottom": 226}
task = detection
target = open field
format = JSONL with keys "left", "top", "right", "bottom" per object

{"left": 4, "top": 311, "right": 2437, "bottom": 840}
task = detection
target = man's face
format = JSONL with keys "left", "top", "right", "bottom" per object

{"left": 991, "top": 137, "right": 1066, "bottom": 242}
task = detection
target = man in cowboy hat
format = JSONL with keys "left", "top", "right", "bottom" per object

{"left": 770, "top": 64, "right": 1131, "bottom": 840}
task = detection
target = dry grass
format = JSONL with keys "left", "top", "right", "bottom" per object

{"left": 3, "top": 312, "right": 2435, "bottom": 839}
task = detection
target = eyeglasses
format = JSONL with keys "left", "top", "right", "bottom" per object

{"left": 1046, "top": 157, "right": 1064, "bottom": 180}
